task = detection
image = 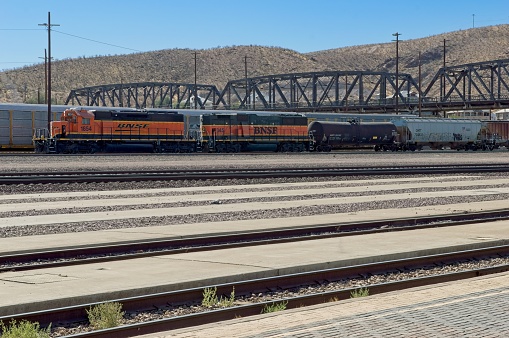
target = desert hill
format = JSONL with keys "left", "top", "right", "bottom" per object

{"left": 1, "top": 24, "right": 508, "bottom": 104}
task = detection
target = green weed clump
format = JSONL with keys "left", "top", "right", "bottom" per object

{"left": 86, "top": 302, "right": 125, "bottom": 330}
{"left": 261, "top": 301, "right": 288, "bottom": 314}
{"left": 350, "top": 287, "right": 370, "bottom": 298}
{"left": 202, "top": 286, "right": 235, "bottom": 308}
{"left": 0, "top": 319, "right": 51, "bottom": 338}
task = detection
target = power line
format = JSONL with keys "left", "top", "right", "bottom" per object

{"left": 0, "top": 27, "right": 143, "bottom": 65}
{"left": 0, "top": 61, "right": 36, "bottom": 64}
{"left": 1, "top": 28, "right": 142, "bottom": 52}
{"left": 53, "top": 29, "right": 143, "bottom": 52}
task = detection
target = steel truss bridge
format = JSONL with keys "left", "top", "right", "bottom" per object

{"left": 65, "top": 58, "right": 509, "bottom": 113}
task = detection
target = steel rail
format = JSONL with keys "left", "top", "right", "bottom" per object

{"left": 62, "top": 265, "right": 509, "bottom": 338}
{"left": 1, "top": 163, "right": 506, "bottom": 176}
{"left": 1, "top": 164, "right": 509, "bottom": 184}
{"left": 2, "top": 244, "right": 509, "bottom": 335}
{"left": 2, "top": 209, "right": 509, "bottom": 272}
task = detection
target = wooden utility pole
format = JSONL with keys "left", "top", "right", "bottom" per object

{"left": 39, "top": 12, "right": 59, "bottom": 130}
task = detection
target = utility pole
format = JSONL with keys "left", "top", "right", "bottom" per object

{"left": 392, "top": 32, "right": 401, "bottom": 114}
{"left": 418, "top": 51, "right": 422, "bottom": 117}
{"left": 443, "top": 39, "right": 447, "bottom": 100}
{"left": 442, "top": 39, "right": 450, "bottom": 103}
{"left": 244, "top": 56, "right": 252, "bottom": 108}
{"left": 345, "top": 74, "right": 348, "bottom": 112}
{"left": 39, "top": 12, "right": 59, "bottom": 131}
{"left": 193, "top": 51, "right": 198, "bottom": 109}
{"left": 38, "top": 49, "right": 48, "bottom": 104}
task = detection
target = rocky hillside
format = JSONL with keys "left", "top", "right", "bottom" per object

{"left": 1, "top": 25, "right": 509, "bottom": 104}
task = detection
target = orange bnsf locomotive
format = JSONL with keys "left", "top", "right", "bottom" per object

{"left": 200, "top": 113, "right": 309, "bottom": 152}
{"left": 33, "top": 108, "right": 310, "bottom": 153}
{"left": 33, "top": 108, "right": 197, "bottom": 153}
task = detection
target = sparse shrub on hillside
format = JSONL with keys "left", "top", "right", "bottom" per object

{"left": 1, "top": 25, "right": 509, "bottom": 103}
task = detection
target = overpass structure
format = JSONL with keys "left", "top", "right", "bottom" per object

{"left": 65, "top": 58, "right": 509, "bottom": 113}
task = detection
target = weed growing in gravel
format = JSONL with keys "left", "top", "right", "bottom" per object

{"left": 0, "top": 319, "right": 51, "bottom": 338}
{"left": 202, "top": 286, "right": 235, "bottom": 308}
{"left": 86, "top": 302, "right": 125, "bottom": 329}
{"left": 222, "top": 287, "right": 236, "bottom": 307}
{"left": 261, "top": 301, "right": 288, "bottom": 313}
{"left": 350, "top": 287, "right": 370, "bottom": 298}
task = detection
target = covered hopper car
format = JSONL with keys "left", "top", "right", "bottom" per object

{"left": 480, "top": 120, "right": 509, "bottom": 149}
{"left": 392, "top": 118, "right": 484, "bottom": 151}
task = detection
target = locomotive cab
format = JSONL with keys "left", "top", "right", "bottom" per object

{"left": 51, "top": 109, "right": 95, "bottom": 138}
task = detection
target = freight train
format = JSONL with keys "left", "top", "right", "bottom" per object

{"left": 3, "top": 103, "right": 508, "bottom": 153}
{"left": 30, "top": 106, "right": 509, "bottom": 153}
{"left": 1, "top": 103, "right": 410, "bottom": 150}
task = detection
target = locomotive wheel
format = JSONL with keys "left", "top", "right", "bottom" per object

{"left": 216, "top": 144, "right": 226, "bottom": 153}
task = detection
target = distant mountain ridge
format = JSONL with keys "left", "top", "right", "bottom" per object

{"left": 1, "top": 24, "right": 508, "bottom": 104}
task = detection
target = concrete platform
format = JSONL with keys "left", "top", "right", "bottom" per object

{"left": 1, "top": 174, "right": 509, "bottom": 322}
{"left": 139, "top": 271, "right": 509, "bottom": 338}
{"left": 0, "top": 219, "right": 508, "bottom": 316}
{"left": 0, "top": 199, "right": 507, "bottom": 255}
{"left": 1, "top": 174, "right": 509, "bottom": 256}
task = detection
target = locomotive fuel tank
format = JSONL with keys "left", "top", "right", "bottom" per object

{"left": 308, "top": 121, "right": 397, "bottom": 151}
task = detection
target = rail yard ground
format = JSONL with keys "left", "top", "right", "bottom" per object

{"left": 1, "top": 151, "right": 509, "bottom": 173}
{"left": 1, "top": 152, "right": 509, "bottom": 337}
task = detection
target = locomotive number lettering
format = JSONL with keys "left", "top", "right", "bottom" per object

{"left": 254, "top": 127, "right": 277, "bottom": 135}
{"left": 117, "top": 123, "right": 149, "bottom": 128}
{"left": 81, "top": 126, "right": 92, "bottom": 132}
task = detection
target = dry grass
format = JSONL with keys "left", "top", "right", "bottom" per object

{"left": 1, "top": 25, "right": 509, "bottom": 104}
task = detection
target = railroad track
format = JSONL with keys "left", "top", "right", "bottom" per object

{"left": 2, "top": 245, "right": 508, "bottom": 337}
{"left": 2, "top": 209, "right": 509, "bottom": 273}
{"left": 1, "top": 164, "right": 509, "bottom": 184}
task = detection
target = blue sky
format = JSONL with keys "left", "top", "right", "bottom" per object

{"left": 1, "top": 0, "right": 508, "bottom": 71}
